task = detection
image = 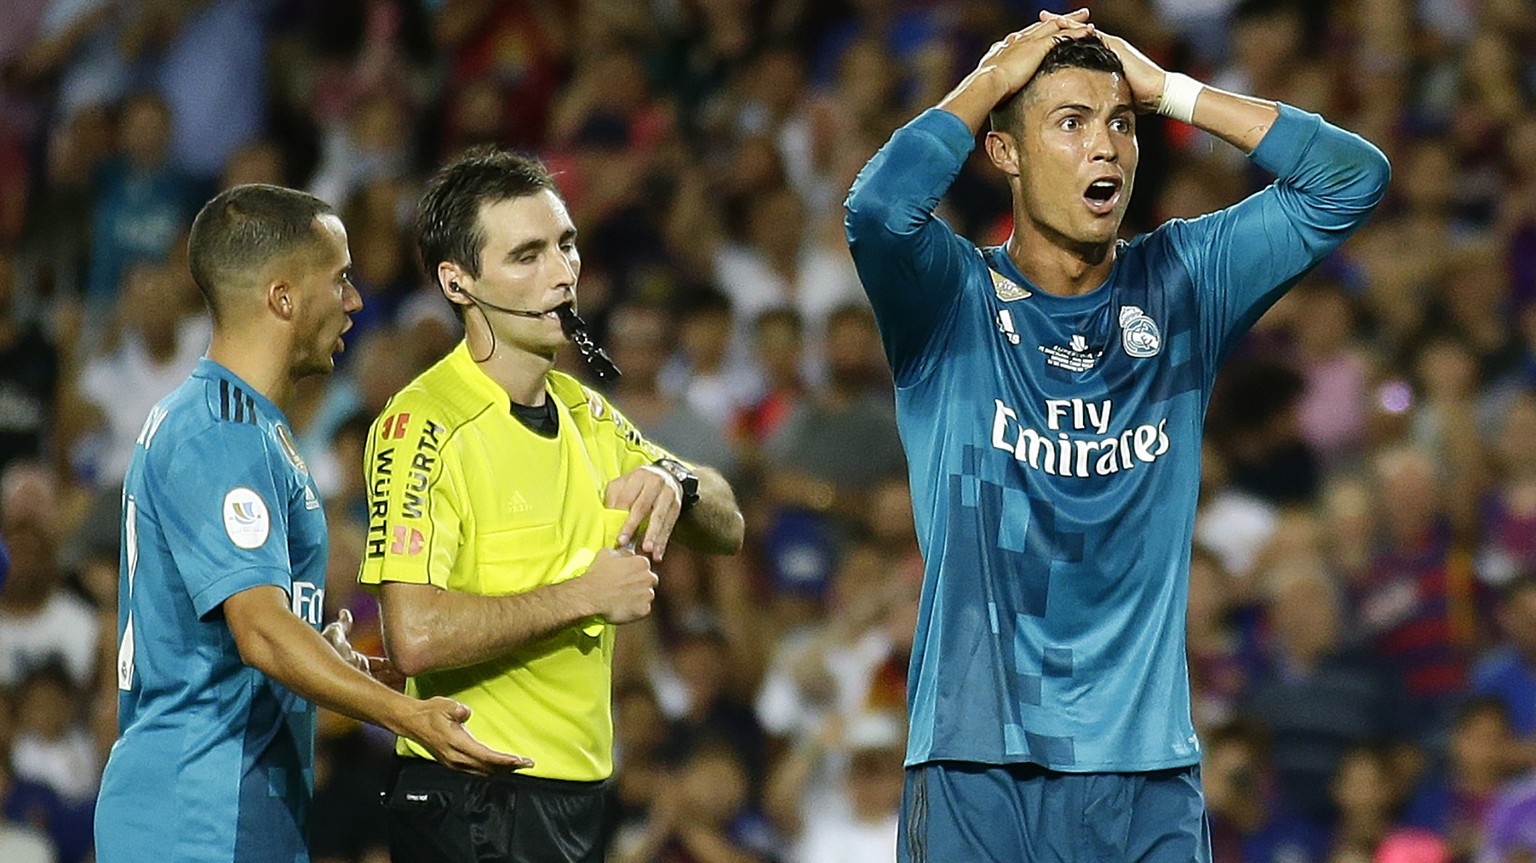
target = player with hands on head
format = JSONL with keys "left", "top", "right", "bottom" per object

{"left": 846, "top": 9, "right": 1389, "bottom": 863}
{"left": 363, "top": 147, "right": 744, "bottom": 863}
{"left": 95, "top": 184, "right": 531, "bottom": 863}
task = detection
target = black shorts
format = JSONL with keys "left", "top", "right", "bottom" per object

{"left": 382, "top": 756, "right": 610, "bottom": 863}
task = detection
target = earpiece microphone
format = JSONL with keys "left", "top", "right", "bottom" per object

{"left": 450, "top": 282, "right": 622, "bottom": 382}
{"left": 452, "top": 283, "right": 549, "bottom": 319}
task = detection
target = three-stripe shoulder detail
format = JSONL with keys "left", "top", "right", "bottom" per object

{"left": 218, "top": 379, "right": 258, "bottom": 424}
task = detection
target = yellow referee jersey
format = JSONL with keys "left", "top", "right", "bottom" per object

{"left": 357, "top": 341, "right": 677, "bottom": 781}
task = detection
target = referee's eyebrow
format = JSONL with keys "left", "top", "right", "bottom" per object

{"left": 505, "top": 228, "right": 578, "bottom": 261}
{"left": 506, "top": 238, "right": 547, "bottom": 260}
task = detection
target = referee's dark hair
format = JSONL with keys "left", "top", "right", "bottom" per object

{"left": 989, "top": 34, "right": 1126, "bottom": 137}
{"left": 187, "top": 184, "right": 336, "bottom": 323}
{"left": 416, "top": 146, "right": 559, "bottom": 320}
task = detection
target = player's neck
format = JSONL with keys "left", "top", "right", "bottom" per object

{"left": 466, "top": 330, "right": 553, "bottom": 406}
{"left": 1005, "top": 229, "right": 1115, "bottom": 298}
{"left": 206, "top": 331, "right": 296, "bottom": 410}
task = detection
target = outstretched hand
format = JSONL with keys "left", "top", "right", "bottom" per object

{"left": 398, "top": 697, "right": 535, "bottom": 776}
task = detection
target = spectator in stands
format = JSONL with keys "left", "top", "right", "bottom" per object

{"left": 0, "top": 513, "right": 96, "bottom": 692}
{"left": 0, "top": 253, "right": 59, "bottom": 477}
{"left": 763, "top": 304, "right": 906, "bottom": 524}
{"left": 1402, "top": 698, "right": 1522, "bottom": 860}
{"left": 765, "top": 710, "right": 904, "bottom": 863}
{"left": 613, "top": 738, "right": 776, "bottom": 863}
{"left": 8, "top": 664, "right": 92, "bottom": 863}
{"left": 1328, "top": 746, "right": 1404, "bottom": 863}
{"left": 76, "top": 259, "right": 206, "bottom": 487}
{"left": 1478, "top": 395, "right": 1536, "bottom": 588}
{"left": 1472, "top": 575, "right": 1536, "bottom": 738}
{"left": 0, "top": 750, "right": 57, "bottom": 863}
{"left": 661, "top": 289, "right": 759, "bottom": 430}
{"left": 1205, "top": 719, "right": 1330, "bottom": 863}
{"left": 609, "top": 300, "right": 737, "bottom": 481}
{"left": 85, "top": 93, "right": 196, "bottom": 317}
{"left": 1245, "top": 559, "right": 1413, "bottom": 824}
{"left": 1355, "top": 446, "right": 1478, "bottom": 726}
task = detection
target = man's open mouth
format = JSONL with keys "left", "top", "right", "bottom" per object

{"left": 1083, "top": 177, "right": 1122, "bottom": 215}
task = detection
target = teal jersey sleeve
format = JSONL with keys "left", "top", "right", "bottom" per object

{"left": 844, "top": 108, "right": 981, "bottom": 385}
{"left": 1163, "top": 104, "right": 1391, "bottom": 365}
{"left": 152, "top": 422, "right": 292, "bottom": 619}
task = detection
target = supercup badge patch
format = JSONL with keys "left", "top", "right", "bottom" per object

{"left": 1119, "top": 305, "right": 1162, "bottom": 358}
{"left": 223, "top": 487, "right": 271, "bottom": 549}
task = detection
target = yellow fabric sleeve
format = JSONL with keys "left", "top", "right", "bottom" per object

{"left": 358, "top": 402, "right": 461, "bottom": 588}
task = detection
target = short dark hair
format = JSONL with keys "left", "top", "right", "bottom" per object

{"left": 415, "top": 146, "right": 559, "bottom": 291}
{"left": 187, "top": 184, "right": 335, "bottom": 320}
{"left": 989, "top": 34, "right": 1126, "bottom": 135}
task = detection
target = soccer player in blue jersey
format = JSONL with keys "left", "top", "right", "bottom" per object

{"left": 95, "top": 184, "right": 532, "bottom": 863}
{"left": 844, "top": 9, "right": 1389, "bottom": 862}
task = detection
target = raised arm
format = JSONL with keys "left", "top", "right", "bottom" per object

{"left": 844, "top": 12, "right": 1097, "bottom": 384}
{"left": 1099, "top": 29, "right": 1391, "bottom": 361}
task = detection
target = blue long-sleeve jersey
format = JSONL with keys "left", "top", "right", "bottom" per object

{"left": 845, "top": 104, "right": 1388, "bottom": 771}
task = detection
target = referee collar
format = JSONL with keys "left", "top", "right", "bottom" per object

{"left": 443, "top": 340, "right": 552, "bottom": 413}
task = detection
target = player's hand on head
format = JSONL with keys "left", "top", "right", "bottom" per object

{"left": 407, "top": 697, "right": 535, "bottom": 776}
{"left": 604, "top": 466, "right": 684, "bottom": 560}
{"left": 1092, "top": 31, "right": 1169, "bottom": 113}
{"left": 577, "top": 547, "right": 657, "bottom": 625}
{"left": 975, "top": 8, "right": 1096, "bottom": 97}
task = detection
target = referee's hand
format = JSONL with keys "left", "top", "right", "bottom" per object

{"left": 606, "top": 465, "right": 685, "bottom": 560}
{"left": 575, "top": 547, "right": 658, "bottom": 625}
{"left": 398, "top": 697, "right": 535, "bottom": 776}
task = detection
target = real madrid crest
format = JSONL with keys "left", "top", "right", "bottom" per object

{"left": 274, "top": 423, "right": 309, "bottom": 474}
{"left": 1119, "top": 305, "right": 1161, "bottom": 358}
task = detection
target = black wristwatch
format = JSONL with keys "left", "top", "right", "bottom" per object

{"left": 654, "top": 458, "right": 700, "bottom": 511}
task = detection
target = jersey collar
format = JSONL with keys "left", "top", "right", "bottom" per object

{"left": 984, "top": 245, "right": 1122, "bottom": 314}
{"left": 193, "top": 358, "right": 285, "bottom": 423}
{"left": 443, "top": 340, "right": 551, "bottom": 412}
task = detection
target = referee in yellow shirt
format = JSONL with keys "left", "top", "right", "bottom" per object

{"left": 361, "top": 147, "right": 745, "bottom": 862}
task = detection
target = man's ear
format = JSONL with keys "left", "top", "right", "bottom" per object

{"left": 985, "top": 129, "right": 1022, "bottom": 178}
{"left": 437, "top": 262, "right": 472, "bottom": 308}
{"left": 268, "top": 281, "right": 294, "bottom": 320}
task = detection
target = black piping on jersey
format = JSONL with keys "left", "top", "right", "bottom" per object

{"left": 219, "top": 379, "right": 257, "bottom": 424}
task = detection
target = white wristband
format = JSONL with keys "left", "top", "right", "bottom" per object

{"left": 1156, "top": 72, "right": 1203, "bottom": 125}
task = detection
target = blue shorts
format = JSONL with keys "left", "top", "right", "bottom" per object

{"left": 899, "top": 761, "right": 1211, "bottom": 863}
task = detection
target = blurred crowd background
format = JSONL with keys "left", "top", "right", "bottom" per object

{"left": 0, "top": 0, "right": 1534, "bottom": 861}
